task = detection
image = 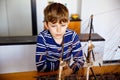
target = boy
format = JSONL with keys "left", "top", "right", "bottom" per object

{"left": 36, "top": 2, "right": 84, "bottom": 78}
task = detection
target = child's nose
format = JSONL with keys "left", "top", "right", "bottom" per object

{"left": 57, "top": 26, "right": 61, "bottom": 33}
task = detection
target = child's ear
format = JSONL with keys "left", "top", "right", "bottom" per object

{"left": 67, "top": 20, "right": 70, "bottom": 27}
{"left": 68, "top": 20, "right": 70, "bottom": 24}
{"left": 44, "top": 22, "right": 49, "bottom": 30}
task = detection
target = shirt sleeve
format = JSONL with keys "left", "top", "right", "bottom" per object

{"left": 36, "top": 34, "right": 47, "bottom": 72}
{"left": 70, "top": 32, "right": 84, "bottom": 73}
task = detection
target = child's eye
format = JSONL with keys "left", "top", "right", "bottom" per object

{"left": 51, "top": 25, "right": 57, "bottom": 27}
{"left": 51, "top": 26, "right": 56, "bottom": 27}
{"left": 61, "top": 25, "right": 66, "bottom": 27}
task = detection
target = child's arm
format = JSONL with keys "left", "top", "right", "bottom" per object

{"left": 36, "top": 34, "right": 47, "bottom": 72}
{"left": 70, "top": 33, "right": 84, "bottom": 73}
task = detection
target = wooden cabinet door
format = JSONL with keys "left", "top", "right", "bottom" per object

{"left": 68, "top": 21, "right": 81, "bottom": 34}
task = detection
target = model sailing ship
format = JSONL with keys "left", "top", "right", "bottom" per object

{"left": 35, "top": 14, "right": 120, "bottom": 80}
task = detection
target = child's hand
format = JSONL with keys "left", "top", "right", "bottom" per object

{"left": 61, "top": 65, "right": 73, "bottom": 78}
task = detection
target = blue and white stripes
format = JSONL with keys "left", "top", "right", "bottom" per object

{"left": 36, "top": 29, "right": 84, "bottom": 72}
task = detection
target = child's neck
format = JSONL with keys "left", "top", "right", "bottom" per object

{"left": 54, "top": 38, "right": 63, "bottom": 45}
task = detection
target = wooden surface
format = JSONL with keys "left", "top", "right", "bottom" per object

{"left": 79, "top": 33, "right": 105, "bottom": 42}
{"left": 0, "top": 71, "right": 37, "bottom": 80}
{"left": 78, "top": 64, "right": 120, "bottom": 76}
{"left": 0, "top": 65, "right": 120, "bottom": 80}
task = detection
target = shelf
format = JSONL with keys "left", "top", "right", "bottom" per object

{"left": 0, "top": 33, "right": 105, "bottom": 45}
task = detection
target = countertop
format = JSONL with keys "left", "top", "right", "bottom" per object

{"left": 0, "top": 33, "right": 105, "bottom": 46}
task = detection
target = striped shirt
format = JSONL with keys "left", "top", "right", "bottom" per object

{"left": 36, "top": 29, "right": 84, "bottom": 72}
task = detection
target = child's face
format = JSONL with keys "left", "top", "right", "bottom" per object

{"left": 45, "top": 21, "right": 69, "bottom": 40}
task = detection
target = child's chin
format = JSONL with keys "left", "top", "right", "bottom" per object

{"left": 55, "top": 36, "right": 63, "bottom": 39}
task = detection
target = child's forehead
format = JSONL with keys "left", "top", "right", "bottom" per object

{"left": 48, "top": 21, "right": 68, "bottom": 24}
{"left": 48, "top": 18, "right": 69, "bottom": 24}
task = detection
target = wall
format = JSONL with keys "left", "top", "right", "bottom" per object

{"left": 81, "top": 0, "right": 120, "bottom": 60}
{"left": 0, "top": 0, "right": 32, "bottom": 36}
{"left": 0, "top": 0, "right": 8, "bottom": 36}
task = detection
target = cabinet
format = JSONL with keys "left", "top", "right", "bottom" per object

{"left": 0, "top": 33, "right": 105, "bottom": 74}
{"left": 68, "top": 19, "right": 81, "bottom": 34}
